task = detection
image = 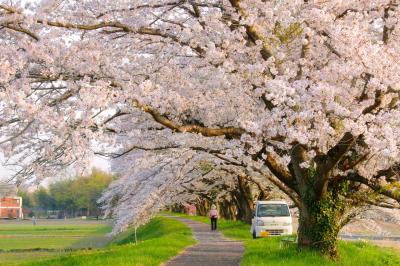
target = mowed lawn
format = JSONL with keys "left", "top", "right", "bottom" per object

{"left": 0, "top": 219, "right": 112, "bottom": 264}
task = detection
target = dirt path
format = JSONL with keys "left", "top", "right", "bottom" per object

{"left": 164, "top": 217, "right": 244, "bottom": 266}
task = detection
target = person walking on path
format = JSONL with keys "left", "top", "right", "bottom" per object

{"left": 209, "top": 204, "right": 218, "bottom": 231}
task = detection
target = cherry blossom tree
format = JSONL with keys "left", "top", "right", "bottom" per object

{"left": 1, "top": 0, "right": 400, "bottom": 256}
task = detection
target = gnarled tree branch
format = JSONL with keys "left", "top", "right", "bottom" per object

{"left": 348, "top": 173, "right": 400, "bottom": 203}
{"left": 314, "top": 132, "right": 359, "bottom": 199}
{"left": 132, "top": 99, "right": 245, "bottom": 139}
{"left": 228, "top": 0, "right": 273, "bottom": 60}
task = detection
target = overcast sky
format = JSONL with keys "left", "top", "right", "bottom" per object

{"left": 0, "top": 153, "right": 110, "bottom": 184}
{"left": 0, "top": 153, "right": 15, "bottom": 181}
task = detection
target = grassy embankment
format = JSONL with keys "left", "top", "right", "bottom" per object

{"left": 18, "top": 217, "right": 194, "bottom": 266}
{"left": 173, "top": 213, "right": 400, "bottom": 266}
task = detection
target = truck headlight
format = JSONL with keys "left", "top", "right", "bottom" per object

{"left": 256, "top": 220, "right": 265, "bottom": 226}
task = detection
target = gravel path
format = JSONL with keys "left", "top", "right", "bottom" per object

{"left": 164, "top": 217, "right": 244, "bottom": 266}
{"left": 340, "top": 234, "right": 400, "bottom": 241}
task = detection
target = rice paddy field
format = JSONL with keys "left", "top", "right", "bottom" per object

{"left": 0, "top": 218, "right": 112, "bottom": 265}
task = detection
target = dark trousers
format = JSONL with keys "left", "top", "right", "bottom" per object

{"left": 211, "top": 217, "right": 217, "bottom": 230}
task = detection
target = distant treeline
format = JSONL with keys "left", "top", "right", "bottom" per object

{"left": 19, "top": 169, "right": 114, "bottom": 218}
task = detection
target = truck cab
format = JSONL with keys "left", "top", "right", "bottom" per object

{"left": 251, "top": 200, "right": 293, "bottom": 238}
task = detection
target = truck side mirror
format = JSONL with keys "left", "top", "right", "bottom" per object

{"left": 252, "top": 211, "right": 255, "bottom": 218}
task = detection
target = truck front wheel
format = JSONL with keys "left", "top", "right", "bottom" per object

{"left": 252, "top": 230, "right": 257, "bottom": 239}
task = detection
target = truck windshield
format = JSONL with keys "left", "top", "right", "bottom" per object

{"left": 257, "top": 204, "right": 290, "bottom": 217}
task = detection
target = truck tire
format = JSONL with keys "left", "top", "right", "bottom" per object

{"left": 252, "top": 230, "right": 257, "bottom": 239}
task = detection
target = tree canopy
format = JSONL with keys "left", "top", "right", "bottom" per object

{"left": 1, "top": 0, "right": 400, "bottom": 256}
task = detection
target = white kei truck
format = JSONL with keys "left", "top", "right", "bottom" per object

{"left": 250, "top": 200, "right": 293, "bottom": 238}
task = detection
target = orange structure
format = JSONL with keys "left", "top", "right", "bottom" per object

{"left": 0, "top": 182, "right": 23, "bottom": 219}
{"left": 0, "top": 196, "right": 23, "bottom": 219}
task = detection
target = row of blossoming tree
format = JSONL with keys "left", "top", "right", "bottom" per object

{"left": 1, "top": 0, "right": 400, "bottom": 257}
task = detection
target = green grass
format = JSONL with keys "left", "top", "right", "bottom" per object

{"left": 0, "top": 219, "right": 112, "bottom": 265}
{"left": 0, "top": 220, "right": 111, "bottom": 250}
{"left": 17, "top": 216, "right": 195, "bottom": 266}
{"left": 0, "top": 251, "right": 67, "bottom": 265}
{"left": 4, "top": 214, "right": 399, "bottom": 266}
{"left": 172, "top": 213, "right": 400, "bottom": 266}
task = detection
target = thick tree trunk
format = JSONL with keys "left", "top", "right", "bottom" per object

{"left": 289, "top": 144, "right": 349, "bottom": 257}
{"left": 219, "top": 200, "right": 234, "bottom": 220}
{"left": 195, "top": 199, "right": 212, "bottom": 217}
{"left": 196, "top": 203, "right": 207, "bottom": 216}
{"left": 234, "top": 193, "right": 252, "bottom": 223}
{"left": 296, "top": 185, "right": 347, "bottom": 258}
{"left": 234, "top": 176, "right": 254, "bottom": 223}
{"left": 298, "top": 206, "right": 339, "bottom": 257}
